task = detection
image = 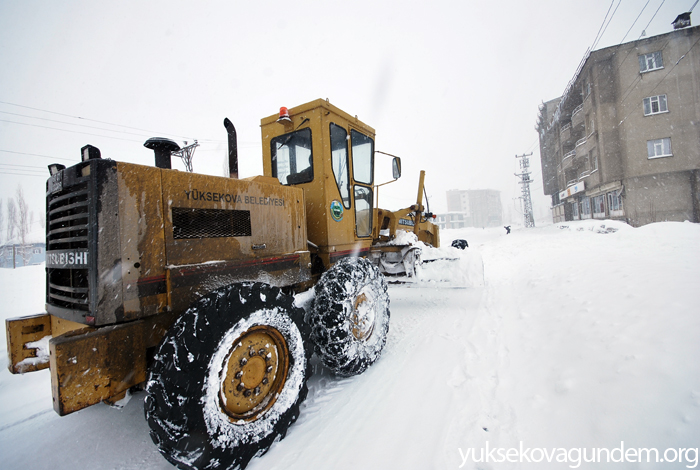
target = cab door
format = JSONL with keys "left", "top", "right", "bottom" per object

{"left": 349, "top": 128, "right": 374, "bottom": 240}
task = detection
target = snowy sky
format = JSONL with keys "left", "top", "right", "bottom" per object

{"left": 0, "top": 0, "right": 694, "bottom": 225}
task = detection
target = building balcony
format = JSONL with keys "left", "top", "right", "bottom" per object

{"left": 578, "top": 169, "right": 593, "bottom": 180}
{"left": 560, "top": 122, "right": 571, "bottom": 138}
{"left": 571, "top": 105, "right": 585, "bottom": 131}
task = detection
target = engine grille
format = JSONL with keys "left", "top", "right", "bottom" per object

{"left": 172, "top": 207, "right": 252, "bottom": 239}
{"left": 46, "top": 181, "right": 89, "bottom": 311}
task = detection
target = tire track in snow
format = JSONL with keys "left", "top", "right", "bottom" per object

{"left": 250, "top": 284, "right": 484, "bottom": 470}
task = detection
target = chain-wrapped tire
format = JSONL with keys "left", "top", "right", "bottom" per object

{"left": 145, "top": 282, "right": 312, "bottom": 470}
{"left": 308, "top": 257, "right": 390, "bottom": 376}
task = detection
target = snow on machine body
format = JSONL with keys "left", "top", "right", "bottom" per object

{"left": 5, "top": 99, "right": 440, "bottom": 469}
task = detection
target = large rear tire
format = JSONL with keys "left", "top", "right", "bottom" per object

{"left": 308, "top": 257, "right": 390, "bottom": 376}
{"left": 145, "top": 282, "right": 312, "bottom": 470}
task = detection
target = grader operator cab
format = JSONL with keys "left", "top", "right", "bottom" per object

{"left": 6, "top": 99, "right": 439, "bottom": 470}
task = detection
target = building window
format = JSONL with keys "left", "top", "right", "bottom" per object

{"left": 643, "top": 95, "right": 668, "bottom": 115}
{"left": 590, "top": 151, "right": 598, "bottom": 171}
{"left": 593, "top": 195, "right": 606, "bottom": 218}
{"left": 639, "top": 51, "right": 663, "bottom": 73}
{"left": 647, "top": 138, "right": 672, "bottom": 159}
{"left": 572, "top": 201, "right": 579, "bottom": 219}
{"left": 581, "top": 197, "right": 591, "bottom": 217}
{"left": 607, "top": 191, "right": 623, "bottom": 215}
{"left": 586, "top": 114, "right": 595, "bottom": 134}
{"left": 582, "top": 80, "right": 592, "bottom": 98}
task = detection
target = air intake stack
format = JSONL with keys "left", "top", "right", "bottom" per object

{"left": 144, "top": 137, "right": 180, "bottom": 169}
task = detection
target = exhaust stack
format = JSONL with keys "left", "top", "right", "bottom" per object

{"left": 224, "top": 118, "right": 238, "bottom": 179}
{"left": 144, "top": 137, "right": 180, "bottom": 169}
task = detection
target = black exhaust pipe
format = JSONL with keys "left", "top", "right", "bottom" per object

{"left": 224, "top": 118, "right": 238, "bottom": 179}
{"left": 144, "top": 137, "right": 180, "bottom": 169}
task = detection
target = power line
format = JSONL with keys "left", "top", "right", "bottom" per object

{"left": 0, "top": 149, "right": 75, "bottom": 162}
{"left": 0, "top": 110, "right": 164, "bottom": 139}
{"left": 620, "top": 0, "right": 650, "bottom": 43}
{"left": 619, "top": 34, "right": 700, "bottom": 126}
{"left": 0, "top": 163, "right": 50, "bottom": 170}
{"left": 640, "top": 0, "right": 666, "bottom": 37}
{"left": 618, "top": 38, "right": 671, "bottom": 104}
{"left": 0, "top": 119, "right": 145, "bottom": 142}
{"left": 0, "top": 171, "right": 47, "bottom": 177}
{"left": 591, "top": 1, "right": 670, "bottom": 109}
{"left": 592, "top": 0, "right": 623, "bottom": 50}
{"left": 591, "top": 0, "right": 617, "bottom": 50}
{"left": 0, "top": 100, "right": 193, "bottom": 140}
{"left": 550, "top": 0, "right": 670, "bottom": 129}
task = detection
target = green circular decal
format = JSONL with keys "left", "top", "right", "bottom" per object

{"left": 330, "top": 200, "right": 344, "bottom": 222}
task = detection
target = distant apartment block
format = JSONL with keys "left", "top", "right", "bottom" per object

{"left": 537, "top": 21, "right": 700, "bottom": 226}
{"left": 437, "top": 189, "right": 502, "bottom": 229}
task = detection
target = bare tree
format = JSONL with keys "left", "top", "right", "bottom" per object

{"left": 0, "top": 199, "right": 4, "bottom": 246}
{"left": 16, "top": 186, "right": 33, "bottom": 266}
{"left": 0, "top": 199, "right": 4, "bottom": 265}
{"left": 6, "top": 198, "right": 17, "bottom": 243}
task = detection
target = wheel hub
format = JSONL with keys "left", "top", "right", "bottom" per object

{"left": 219, "top": 326, "right": 289, "bottom": 421}
{"left": 351, "top": 292, "right": 375, "bottom": 341}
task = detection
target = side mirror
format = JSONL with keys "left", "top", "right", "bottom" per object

{"left": 392, "top": 157, "right": 401, "bottom": 180}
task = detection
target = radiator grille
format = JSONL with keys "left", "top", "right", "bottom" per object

{"left": 46, "top": 181, "right": 89, "bottom": 311}
{"left": 48, "top": 268, "right": 89, "bottom": 309}
{"left": 173, "top": 207, "right": 252, "bottom": 239}
{"left": 47, "top": 183, "right": 89, "bottom": 249}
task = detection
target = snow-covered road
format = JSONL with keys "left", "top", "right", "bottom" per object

{"left": 1, "top": 220, "right": 699, "bottom": 469}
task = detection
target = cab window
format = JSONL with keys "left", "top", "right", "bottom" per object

{"left": 330, "top": 123, "right": 351, "bottom": 208}
{"left": 271, "top": 128, "right": 313, "bottom": 185}
{"left": 351, "top": 130, "right": 373, "bottom": 185}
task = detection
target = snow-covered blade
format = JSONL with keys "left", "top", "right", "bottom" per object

{"left": 377, "top": 230, "right": 485, "bottom": 288}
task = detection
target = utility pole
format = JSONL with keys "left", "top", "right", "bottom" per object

{"left": 515, "top": 152, "right": 535, "bottom": 228}
{"left": 172, "top": 140, "right": 199, "bottom": 173}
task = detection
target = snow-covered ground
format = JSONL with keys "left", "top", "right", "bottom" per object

{"left": 1, "top": 220, "right": 699, "bottom": 469}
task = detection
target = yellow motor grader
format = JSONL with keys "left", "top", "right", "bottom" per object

{"left": 5, "top": 99, "right": 439, "bottom": 470}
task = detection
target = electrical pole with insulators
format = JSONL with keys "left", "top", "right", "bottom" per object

{"left": 515, "top": 152, "right": 535, "bottom": 228}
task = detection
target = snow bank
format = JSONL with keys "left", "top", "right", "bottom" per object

{"left": 1, "top": 221, "right": 699, "bottom": 470}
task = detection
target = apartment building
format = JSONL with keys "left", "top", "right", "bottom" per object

{"left": 537, "top": 20, "right": 700, "bottom": 226}
{"left": 436, "top": 189, "right": 502, "bottom": 229}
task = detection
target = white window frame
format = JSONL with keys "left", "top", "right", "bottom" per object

{"left": 607, "top": 191, "right": 624, "bottom": 217}
{"left": 647, "top": 138, "right": 672, "bottom": 159}
{"left": 581, "top": 197, "right": 592, "bottom": 219}
{"left": 639, "top": 51, "right": 663, "bottom": 73}
{"left": 643, "top": 95, "right": 668, "bottom": 116}
{"left": 593, "top": 195, "right": 606, "bottom": 219}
